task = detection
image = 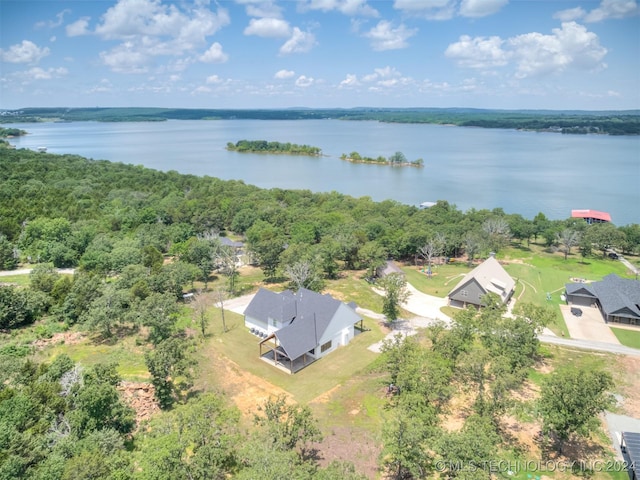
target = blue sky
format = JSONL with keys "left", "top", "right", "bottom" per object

{"left": 1, "top": 0, "right": 639, "bottom": 110}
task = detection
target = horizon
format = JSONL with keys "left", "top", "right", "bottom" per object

{"left": 1, "top": 0, "right": 639, "bottom": 111}
{"left": 4, "top": 105, "right": 640, "bottom": 114}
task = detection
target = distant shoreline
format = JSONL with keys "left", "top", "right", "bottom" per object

{"left": 2, "top": 107, "right": 638, "bottom": 135}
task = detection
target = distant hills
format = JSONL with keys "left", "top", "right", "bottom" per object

{"left": 2, "top": 107, "right": 639, "bottom": 135}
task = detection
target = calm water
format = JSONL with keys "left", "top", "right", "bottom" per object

{"left": 7, "top": 120, "right": 640, "bottom": 225}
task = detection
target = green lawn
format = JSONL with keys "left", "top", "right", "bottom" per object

{"left": 0, "top": 274, "right": 32, "bottom": 286}
{"left": 611, "top": 327, "right": 640, "bottom": 349}
{"left": 35, "top": 333, "right": 149, "bottom": 380}
{"left": 199, "top": 306, "right": 386, "bottom": 404}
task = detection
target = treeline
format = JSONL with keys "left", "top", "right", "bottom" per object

{"left": 341, "top": 150, "right": 423, "bottom": 166}
{"left": 1, "top": 146, "right": 639, "bottom": 282}
{"left": 226, "top": 139, "right": 321, "bottom": 156}
{"left": 2, "top": 107, "right": 639, "bottom": 135}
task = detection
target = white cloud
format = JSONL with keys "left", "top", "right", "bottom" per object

{"left": 584, "top": 0, "right": 638, "bottom": 22}
{"left": 35, "top": 9, "right": 71, "bottom": 29}
{"left": 364, "top": 20, "right": 417, "bottom": 51}
{"left": 509, "top": 22, "right": 607, "bottom": 77}
{"left": 274, "top": 69, "right": 295, "bottom": 79}
{"left": 339, "top": 73, "right": 360, "bottom": 87}
{"left": 393, "top": 0, "right": 457, "bottom": 20}
{"left": 295, "top": 75, "right": 314, "bottom": 87}
{"left": 66, "top": 17, "right": 91, "bottom": 37}
{"left": 206, "top": 74, "right": 222, "bottom": 84}
{"left": 244, "top": 17, "right": 291, "bottom": 37}
{"left": 393, "top": 0, "right": 506, "bottom": 19}
{"left": 100, "top": 43, "right": 150, "bottom": 73}
{"left": 0, "top": 40, "right": 50, "bottom": 64}
{"left": 446, "top": 22, "right": 607, "bottom": 78}
{"left": 25, "top": 66, "right": 68, "bottom": 80}
{"left": 299, "top": 0, "right": 379, "bottom": 17}
{"left": 553, "top": 7, "right": 586, "bottom": 22}
{"left": 199, "top": 42, "right": 228, "bottom": 63}
{"left": 458, "top": 0, "right": 508, "bottom": 18}
{"left": 280, "top": 27, "right": 316, "bottom": 54}
{"left": 88, "top": 78, "right": 113, "bottom": 93}
{"left": 94, "top": 0, "right": 230, "bottom": 72}
{"left": 445, "top": 35, "right": 508, "bottom": 69}
{"left": 243, "top": 1, "right": 284, "bottom": 19}
{"left": 192, "top": 85, "right": 212, "bottom": 94}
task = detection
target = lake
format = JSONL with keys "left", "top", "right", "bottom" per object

{"left": 7, "top": 119, "right": 640, "bottom": 225}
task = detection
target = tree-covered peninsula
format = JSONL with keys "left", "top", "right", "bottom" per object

{"left": 0, "top": 127, "right": 27, "bottom": 137}
{"left": 341, "top": 150, "right": 423, "bottom": 167}
{"left": 226, "top": 139, "right": 321, "bottom": 156}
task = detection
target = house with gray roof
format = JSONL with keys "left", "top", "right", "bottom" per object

{"left": 565, "top": 274, "right": 640, "bottom": 326}
{"left": 448, "top": 256, "right": 515, "bottom": 308}
{"left": 244, "top": 288, "right": 362, "bottom": 373}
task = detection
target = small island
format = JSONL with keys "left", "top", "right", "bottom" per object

{"left": 0, "top": 127, "right": 27, "bottom": 138}
{"left": 340, "top": 151, "right": 423, "bottom": 167}
{"left": 226, "top": 139, "right": 322, "bottom": 156}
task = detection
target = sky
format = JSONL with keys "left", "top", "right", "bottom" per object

{"left": 1, "top": 0, "right": 639, "bottom": 110}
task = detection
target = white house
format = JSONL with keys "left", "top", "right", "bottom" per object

{"left": 244, "top": 288, "right": 362, "bottom": 373}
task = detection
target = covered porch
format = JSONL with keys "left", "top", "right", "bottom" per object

{"left": 259, "top": 334, "right": 317, "bottom": 374}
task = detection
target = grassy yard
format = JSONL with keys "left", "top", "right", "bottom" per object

{"left": 198, "top": 304, "right": 386, "bottom": 404}
{"left": 611, "top": 327, "right": 640, "bottom": 349}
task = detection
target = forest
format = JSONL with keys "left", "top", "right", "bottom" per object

{"left": 2, "top": 107, "right": 639, "bottom": 135}
{"left": 1, "top": 143, "right": 639, "bottom": 479}
{"left": 226, "top": 139, "right": 322, "bottom": 156}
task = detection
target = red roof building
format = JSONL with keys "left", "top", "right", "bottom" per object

{"left": 571, "top": 209, "right": 612, "bottom": 224}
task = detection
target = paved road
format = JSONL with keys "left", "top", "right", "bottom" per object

{"left": 538, "top": 334, "right": 640, "bottom": 357}
{"left": 0, "top": 268, "right": 75, "bottom": 277}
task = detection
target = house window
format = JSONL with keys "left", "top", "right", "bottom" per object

{"left": 271, "top": 318, "right": 276, "bottom": 327}
{"left": 320, "top": 341, "right": 332, "bottom": 353}
{"left": 460, "top": 290, "right": 468, "bottom": 297}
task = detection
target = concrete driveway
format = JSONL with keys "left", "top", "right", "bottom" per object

{"left": 560, "top": 304, "right": 621, "bottom": 345}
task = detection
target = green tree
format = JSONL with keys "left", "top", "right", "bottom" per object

{"left": 254, "top": 395, "right": 322, "bottom": 457}
{"left": 29, "top": 263, "right": 60, "bottom": 294}
{"left": 379, "top": 273, "right": 410, "bottom": 324}
{"left": 0, "top": 234, "right": 18, "bottom": 269}
{"left": 246, "top": 220, "right": 285, "bottom": 280}
{"left": 135, "top": 394, "right": 240, "bottom": 480}
{"left": 539, "top": 366, "right": 614, "bottom": 454}
{"left": 145, "top": 336, "right": 195, "bottom": 409}
{"left": 380, "top": 406, "right": 433, "bottom": 479}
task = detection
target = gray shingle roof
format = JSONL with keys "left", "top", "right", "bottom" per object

{"left": 565, "top": 275, "right": 640, "bottom": 320}
{"left": 592, "top": 274, "right": 640, "bottom": 320}
{"left": 622, "top": 431, "right": 640, "bottom": 477}
{"left": 245, "top": 288, "right": 360, "bottom": 360}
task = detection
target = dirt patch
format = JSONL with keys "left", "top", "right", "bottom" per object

{"left": 441, "top": 390, "right": 474, "bottom": 432}
{"left": 32, "top": 331, "right": 85, "bottom": 349}
{"left": 117, "top": 381, "right": 160, "bottom": 427}
{"left": 314, "top": 425, "right": 381, "bottom": 479}
{"left": 196, "top": 344, "right": 292, "bottom": 419}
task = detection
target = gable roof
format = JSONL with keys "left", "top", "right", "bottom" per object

{"left": 243, "top": 288, "right": 297, "bottom": 325}
{"left": 448, "top": 256, "right": 515, "bottom": 302}
{"left": 565, "top": 283, "right": 597, "bottom": 297}
{"left": 245, "top": 288, "right": 360, "bottom": 360}
{"left": 592, "top": 274, "right": 640, "bottom": 320}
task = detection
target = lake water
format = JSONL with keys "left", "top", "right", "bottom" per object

{"left": 7, "top": 119, "right": 640, "bottom": 225}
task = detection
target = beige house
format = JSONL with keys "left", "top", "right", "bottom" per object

{"left": 448, "top": 256, "right": 515, "bottom": 308}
